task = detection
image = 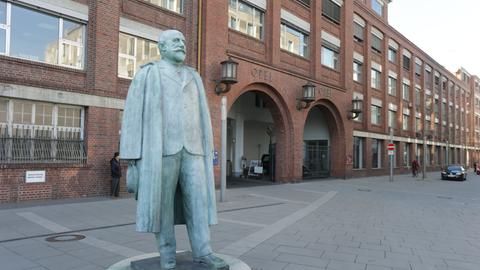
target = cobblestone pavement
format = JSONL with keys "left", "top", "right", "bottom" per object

{"left": 0, "top": 171, "right": 479, "bottom": 270}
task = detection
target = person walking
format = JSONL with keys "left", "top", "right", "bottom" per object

{"left": 473, "top": 161, "right": 477, "bottom": 174}
{"left": 110, "top": 152, "right": 121, "bottom": 197}
{"left": 411, "top": 159, "right": 419, "bottom": 177}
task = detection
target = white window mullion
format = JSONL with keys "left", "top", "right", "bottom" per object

{"left": 80, "top": 107, "right": 84, "bottom": 140}
{"left": 133, "top": 37, "right": 137, "bottom": 74}
{"left": 7, "top": 99, "right": 12, "bottom": 137}
{"left": 5, "top": 2, "right": 11, "bottom": 55}
{"left": 53, "top": 105, "right": 58, "bottom": 139}
{"left": 58, "top": 18, "right": 63, "bottom": 66}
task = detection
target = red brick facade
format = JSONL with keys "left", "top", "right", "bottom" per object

{"left": 0, "top": 0, "right": 478, "bottom": 203}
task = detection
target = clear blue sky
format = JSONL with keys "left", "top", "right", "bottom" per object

{"left": 388, "top": 0, "right": 480, "bottom": 77}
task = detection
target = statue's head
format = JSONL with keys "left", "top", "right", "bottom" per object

{"left": 158, "top": 30, "right": 186, "bottom": 65}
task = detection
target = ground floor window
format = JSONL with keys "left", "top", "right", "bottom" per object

{"left": 403, "top": 142, "right": 410, "bottom": 166}
{"left": 353, "top": 136, "right": 364, "bottom": 169}
{"left": 0, "top": 98, "right": 86, "bottom": 163}
{"left": 371, "top": 139, "right": 382, "bottom": 168}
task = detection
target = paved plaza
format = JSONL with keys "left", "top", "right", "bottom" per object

{"left": 0, "top": 171, "right": 479, "bottom": 270}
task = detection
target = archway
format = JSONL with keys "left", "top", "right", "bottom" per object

{"left": 302, "top": 100, "right": 345, "bottom": 178}
{"left": 226, "top": 85, "right": 293, "bottom": 182}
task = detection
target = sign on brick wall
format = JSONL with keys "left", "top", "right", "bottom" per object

{"left": 25, "top": 171, "right": 46, "bottom": 183}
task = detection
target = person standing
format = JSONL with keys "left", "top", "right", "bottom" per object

{"left": 411, "top": 159, "right": 419, "bottom": 177}
{"left": 110, "top": 152, "right": 121, "bottom": 197}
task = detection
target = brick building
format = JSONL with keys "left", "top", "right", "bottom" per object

{"left": 0, "top": 0, "right": 478, "bottom": 203}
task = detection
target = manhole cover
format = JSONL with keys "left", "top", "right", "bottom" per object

{"left": 45, "top": 234, "right": 86, "bottom": 242}
{"left": 357, "top": 188, "right": 371, "bottom": 192}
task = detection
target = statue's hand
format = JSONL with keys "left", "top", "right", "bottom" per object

{"left": 126, "top": 160, "right": 139, "bottom": 194}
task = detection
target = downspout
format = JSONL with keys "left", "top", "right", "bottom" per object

{"left": 197, "top": 0, "right": 203, "bottom": 74}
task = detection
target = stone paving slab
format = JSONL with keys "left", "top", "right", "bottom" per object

{"left": 0, "top": 171, "right": 479, "bottom": 270}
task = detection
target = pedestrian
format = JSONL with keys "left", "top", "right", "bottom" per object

{"left": 411, "top": 159, "right": 419, "bottom": 177}
{"left": 473, "top": 161, "right": 477, "bottom": 173}
{"left": 110, "top": 152, "right": 121, "bottom": 197}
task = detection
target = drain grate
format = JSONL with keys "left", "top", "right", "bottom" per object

{"left": 45, "top": 234, "right": 85, "bottom": 242}
{"left": 357, "top": 188, "right": 372, "bottom": 192}
{"left": 437, "top": 196, "right": 453, "bottom": 200}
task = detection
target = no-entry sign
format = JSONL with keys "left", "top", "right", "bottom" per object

{"left": 387, "top": 143, "right": 395, "bottom": 151}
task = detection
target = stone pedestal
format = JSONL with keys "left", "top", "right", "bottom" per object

{"left": 107, "top": 251, "right": 250, "bottom": 270}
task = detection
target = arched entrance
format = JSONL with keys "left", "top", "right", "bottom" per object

{"left": 302, "top": 101, "right": 344, "bottom": 178}
{"left": 226, "top": 86, "right": 292, "bottom": 182}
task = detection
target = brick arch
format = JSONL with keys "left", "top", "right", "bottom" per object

{"left": 228, "top": 83, "right": 295, "bottom": 181}
{"left": 302, "top": 99, "right": 346, "bottom": 178}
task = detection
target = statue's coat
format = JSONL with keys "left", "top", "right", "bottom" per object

{"left": 120, "top": 61, "right": 217, "bottom": 232}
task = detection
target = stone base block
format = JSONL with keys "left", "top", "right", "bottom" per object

{"left": 107, "top": 251, "right": 250, "bottom": 270}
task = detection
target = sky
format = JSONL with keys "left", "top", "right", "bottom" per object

{"left": 388, "top": 0, "right": 480, "bottom": 77}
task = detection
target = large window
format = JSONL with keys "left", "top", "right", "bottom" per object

{"left": 371, "top": 68, "right": 381, "bottom": 89}
{"left": 280, "top": 23, "right": 308, "bottom": 57}
{"left": 146, "top": 0, "right": 182, "bottom": 13}
{"left": 403, "top": 55, "right": 411, "bottom": 70}
{"left": 388, "top": 110, "right": 396, "bottom": 128}
{"left": 353, "top": 61, "right": 362, "bottom": 82}
{"left": 322, "top": 0, "right": 341, "bottom": 24}
{"left": 371, "top": 104, "right": 382, "bottom": 125}
{"left": 403, "top": 143, "right": 410, "bottom": 166}
{"left": 353, "top": 21, "right": 364, "bottom": 42}
{"left": 0, "top": 98, "right": 85, "bottom": 163}
{"left": 1, "top": 2, "right": 85, "bottom": 69}
{"left": 228, "top": 0, "right": 264, "bottom": 40}
{"left": 402, "top": 83, "right": 410, "bottom": 101}
{"left": 371, "top": 139, "right": 382, "bottom": 168}
{"left": 118, "top": 33, "right": 161, "bottom": 79}
{"left": 321, "top": 41, "right": 339, "bottom": 70}
{"left": 388, "top": 47, "right": 397, "bottom": 63}
{"left": 371, "top": 0, "right": 383, "bottom": 16}
{"left": 353, "top": 136, "right": 364, "bottom": 169}
{"left": 402, "top": 113, "right": 409, "bottom": 130}
{"left": 388, "top": 76, "right": 397, "bottom": 96}
{"left": 371, "top": 28, "right": 383, "bottom": 54}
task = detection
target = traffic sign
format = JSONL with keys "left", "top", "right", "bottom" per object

{"left": 388, "top": 150, "right": 394, "bottom": 155}
{"left": 387, "top": 143, "right": 395, "bottom": 151}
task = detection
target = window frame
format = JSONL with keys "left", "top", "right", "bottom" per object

{"left": 371, "top": 32, "right": 382, "bottom": 54}
{"left": 321, "top": 41, "right": 340, "bottom": 71}
{"left": 353, "top": 21, "right": 364, "bottom": 42}
{"left": 280, "top": 21, "right": 309, "bottom": 58}
{"left": 353, "top": 60, "right": 362, "bottom": 83}
{"left": 371, "top": 138, "right": 382, "bottom": 168}
{"left": 388, "top": 47, "right": 397, "bottom": 63}
{"left": 0, "top": 2, "right": 86, "bottom": 69}
{"left": 388, "top": 76, "right": 397, "bottom": 96}
{"left": 118, "top": 32, "right": 161, "bottom": 79}
{"left": 371, "top": 104, "right": 382, "bottom": 125}
{"left": 353, "top": 136, "right": 364, "bottom": 169}
{"left": 371, "top": 0, "right": 384, "bottom": 16}
{"left": 228, "top": 0, "right": 265, "bottom": 40}
{"left": 371, "top": 68, "right": 381, "bottom": 89}
{"left": 322, "top": 0, "right": 341, "bottom": 24}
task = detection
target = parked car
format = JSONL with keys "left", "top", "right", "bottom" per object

{"left": 441, "top": 165, "right": 467, "bottom": 181}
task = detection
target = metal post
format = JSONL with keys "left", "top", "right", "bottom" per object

{"left": 446, "top": 140, "right": 449, "bottom": 166}
{"left": 220, "top": 96, "right": 227, "bottom": 202}
{"left": 389, "top": 128, "right": 394, "bottom": 182}
{"left": 422, "top": 132, "right": 426, "bottom": 179}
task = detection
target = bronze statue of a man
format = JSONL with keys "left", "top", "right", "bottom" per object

{"left": 120, "top": 29, "right": 228, "bottom": 270}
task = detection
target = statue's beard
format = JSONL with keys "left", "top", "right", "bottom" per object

{"left": 163, "top": 50, "right": 186, "bottom": 64}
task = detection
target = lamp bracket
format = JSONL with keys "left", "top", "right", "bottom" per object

{"left": 214, "top": 80, "right": 233, "bottom": 95}
{"left": 296, "top": 99, "right": 313, "bottom": 110}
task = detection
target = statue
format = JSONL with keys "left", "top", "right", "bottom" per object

{"left": 120, "top": 29, "right": 228, "bottom": 270}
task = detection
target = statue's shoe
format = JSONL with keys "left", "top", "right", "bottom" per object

{"left": 193, "top": 254, "right": 229, "bottom": 270}
{"left": 160, "top": 257, "right": 176, "bottom": 270}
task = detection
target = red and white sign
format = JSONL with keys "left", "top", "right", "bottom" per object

{"left": 387, "top": 143, "right": 395, "bottom": 151}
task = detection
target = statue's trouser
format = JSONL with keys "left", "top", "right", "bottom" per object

{"left": 155, "top": 148, "right": 212, "bottom": 262}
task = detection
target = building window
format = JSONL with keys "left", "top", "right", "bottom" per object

{"left": 1, "top": 2, "right": 86, "bottom": 69}
{"left": 353, "top": 61, "right": 362, "bottom": 82}
{"left": 146, "top": 0, "right": 182, "bottom": 13}
{"left": 280, "top": 23, "right": 308, "bottom": 57}
{"left": 415, "top": 117, "right": 422, "bottom": 132}
{"left": 371, "top": 104, "right": 382, "bottom": 125}
{"left": 353, "top": 21, "right": 364, "bottom": 42}
{"left": 402, "top": 83, "right": 410, "bottom": 101}
{"left": 371, "top": 139, "right": 382, "bottom": 168}
{"left": 388, "top": 76, "right": 397, "bottom": 96}
{"left": 402, "top": 114, "right": 409, "bottom": 130}
{"left": 228, "top": 0, "right": 264, "bottom": 40}
{"left": 0, "top": 98, "right": 86, "bottom": 163}
{"left": 371, "top": 33, "right": 382, "bottom": 53}
{"left": 118, "top": 32, "right": 161, "bottom": 79}
{"left": 322, "top": 0, "right": 341, "bottom": 24}
{"left": 353, "top": 136, "right": 364, "bottom": 169}
{"left": 371, "top": 68, "right": 381, "bottom": 89}
{"left": 321, "top": 41, "right": 339, "bottom": 70}
{"left": 415, "top": 62, "right": 422, "bottom": 76}
{"left": 388, "top": 110, "right": 396, "bottom": 128}
{"left": 388, "top": 47, "right": 397, "bottom": 63}
{"left": 403, "top": 55, "right": 411, "bottom": 70}
{"left": 371, "top": 0, "right": 383, "bottom": 16}
{"left": 403, "top": 143, "right": 410, "bottom": 166}
{"left": 415, "top": 87, "right": 421, "bottom": 106}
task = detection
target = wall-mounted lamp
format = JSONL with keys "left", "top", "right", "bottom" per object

{"left": 215, "top": 57, "right": 239, "bottom": 95}
{"left": 296, "top": 82, "right": 316, "bottom": 110}
{"left": 347, "top": 97, "right": 363, "bottom": 119}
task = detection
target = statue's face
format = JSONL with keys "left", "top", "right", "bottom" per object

{"left": 160, "top": 32, "right": 186, "bottom": 64}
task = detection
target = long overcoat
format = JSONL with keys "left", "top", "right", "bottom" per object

{"left": 119, "top": 60, "right": 218, "bottom": 233}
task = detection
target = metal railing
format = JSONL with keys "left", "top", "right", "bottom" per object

{"left": 0, "top": 125, "right": 86, "bottom": 164}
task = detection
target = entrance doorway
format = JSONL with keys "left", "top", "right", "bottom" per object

{"left": 227, "top": 91, "right": 278, "bottom": 181}
{"left": 303, "top": 106, "right": 331, "bottom": 178}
